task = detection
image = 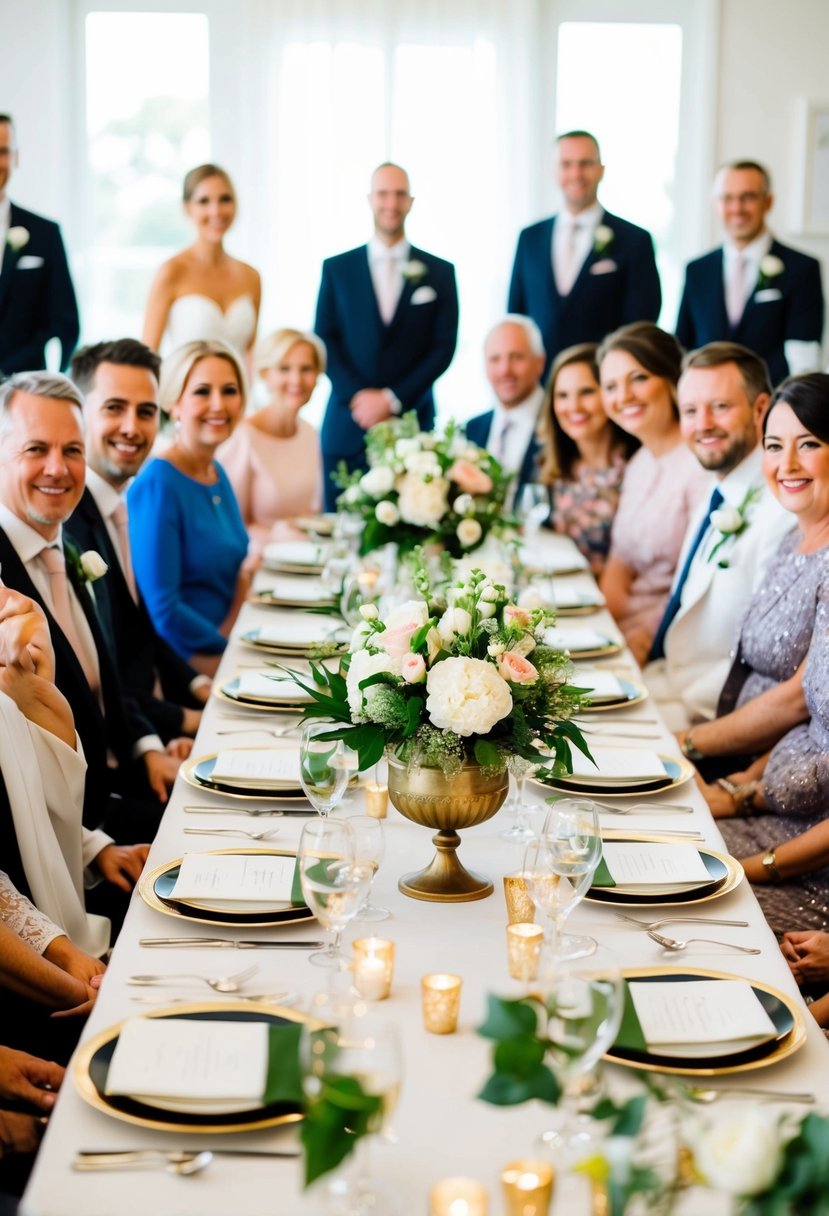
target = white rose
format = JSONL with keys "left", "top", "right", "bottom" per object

{"left": 480, "top": 584, "right": 499, "bottom": 603}
{"left": 457, "top": 518, "right": 483, "bottom": 548}
{"left": 343, "top": 485, "right": 362, "bottom": 505}
{"left": 513, "top": 633, "right": 536, "bottom": 657}
{"left": 425, "top": 656, "right": 513, "bottom": 736}
{"left": 79, "top": 550, "right": 108, "bottom": 581}
{"left": 454, "top": 493, "right": 474, "bottom": 516}
{"left": 594, "top": 224, "right": 614, "bottom": 249}
{"left": 403, "top": 450, "right": 441, "bottom": 477}
{"left": 487, "top": 641, "right": 506, "bottom": 656}
{"left": 349, "top": 621, "right": 373, "bottom": 652}
{"left": 711, "top": 505, "right": 743, "bottom": 534}
{"left": 477, "top": 599, "right": 496, "bottom": 619}
{"left": 6, "top": 226, "right": 30, "bottom": 251}
{"left": 359, "top": 604, "right": 379, "bottom": 621}
{"left": 345, "top": 649, "right": 401, "bottom": 720}
{"left": 437, "top": 606, "right": 472, "bottom": 643}
{"left": 394, "top": 437, "right": 421, "bottom": 459}
{"left": 518, "top": 587, "right": 544, "bottom": 610}
{"left": 375, "top": 500, "right": 400, "bottom": 526}
{"left": 690, "top": 1109, "right": 783, "bottom": 1197}
{"left": 383, "top": 600, "right": 430, "bottom": 633}
{"left": 360, "top": 466, "right": 396, "bottom": 498}
{"left": 397, "top": 472, "right": 449, "bottom": 527}
{"left": 760, "top": 254, "right": 785, "bottom": 278}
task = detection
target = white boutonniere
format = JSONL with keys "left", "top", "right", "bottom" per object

{"left": 708, "top": 484, "right": 763, "bottom": 566}
{"left": 6, "top": 226, "right": 30, "bottom": 252}
{"left": 758, "top": 253, "right": 785, "bottom": 289}
{"left": 594, "top": 224, "right": 614, "bottom": 254}
{"left": 401, "top": 259, "right": 428, "bottom": 283}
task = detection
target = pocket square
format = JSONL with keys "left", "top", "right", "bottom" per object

{"left": 754, "top": 288, "right": 782, "bottom": 303}
{"left": 16, "top": 255, "right": 45, "bottom": 269}
{"left": 590, "top": 259, "right": 618, "bottom": 275}
{"left": 411, "top": 285, "right": 437, "bottom": 304}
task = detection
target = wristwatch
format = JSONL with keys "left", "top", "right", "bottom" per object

{"left": 761, "top": 849, "right": 782, "bottom": 883}
{"left": 681, "top": 729, "right": 704, "bottom": 761}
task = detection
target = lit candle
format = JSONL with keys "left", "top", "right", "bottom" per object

{"left": 501, "top": 1159, "right": 554, "bottom": 1216}
{"left": 503, "top": 874, "right": 536, "bottom": 925}
{"left": 421, "top": 973, "right": 462, "bottom": 1034}
{"left": 428, "top": 1177, "right": 488, "bottom": 1215}
{"left": 353, "top": 937, "right": 395, "bottom": 1000}
{"left": 364, "top": 781, "right": 388, "bottom": 819}
{"left": 506, "top": 922, "right": 544, "bottom": 983}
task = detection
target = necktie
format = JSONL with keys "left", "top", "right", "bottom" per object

{"left": 377, "top": 254, "right": 400, "bottom": 324}
{"left": 38, "top": 546, "right": 100, "bottom": 692}
{"left": 557, "top": 220, "right": 582, "bottom": 296}
{"left": 112, "top": 499, "right": 138, "bottom": 602}
{"left": 726, "top": 253, "right": 749, "bottom": 327}
{"left": 649, "top": 486, "right": 725, "bottom": 661}
{"left": 496, "top": 419, "right": 513, "bottom": 465}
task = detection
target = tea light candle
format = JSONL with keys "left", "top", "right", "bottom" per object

{"left": 503, "top": 874, "right": 536, "bottom": 925}
{"left": 421, "top": 973, "right": 462, "bottom": 1034}
{"left": 506, "top": 922, "right": 544, "bottom": 982}
{"left": 353, "top": 937, "right": 395, "bottom": 1000}
{"left": 501, "top": 1159, "right": 554, "bottom": 1216}
{"left": 428, "top": 1176, "right": 488, "bottom": 1215}
{"left": 364, "top": 781, "right": 388, "bottom": 819}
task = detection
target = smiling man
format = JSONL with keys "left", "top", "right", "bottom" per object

{"left": 676, "top": 160, "right": 824, "bottom": 385}
{"left": 644, "top": 342, "right": 795, "bottom": 729}
{"left": 66, "top": 339, "right": 209, "bottom": 745}
{"left": 508, "top": 130, "right": 661, "bottom": 379}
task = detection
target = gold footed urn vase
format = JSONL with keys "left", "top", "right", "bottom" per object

{"left": 387, "top": 756, "right": 508, "bottom": 902}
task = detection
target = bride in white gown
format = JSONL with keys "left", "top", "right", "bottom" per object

{"left": 142, "top": 163, "right": 261, "bottom": 358}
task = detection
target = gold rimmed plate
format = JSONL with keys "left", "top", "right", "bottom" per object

{"left": 72, "top": 1001, "right": 314, "bottom": 1133}
{"left": 546, "top": 635, "right": 624, "bottom": 660}
{"left": 139, "top": 848, "right": 314, "bottom": 927}
{"left": 531, "top": 753, "right": 694, "bottom": 799}
{"left": 290, "top": 513, "right": 335, "bottom": 536}
{"left": 239, "top": 627, "right": 348, "bottom": 657}
{"left": 555, "top": 599, "right": 605, "bottom": 617}
{"left": 215, "top": 677, "right": 312, "bottom": 713}
{"left": 605, "top": 968, "right": 806, "bottom": 1076}
{"left": 263, "top": 560, "right": 326, "bottom": 577}
{"left": 585, "top": 841, "right": 742, "bottom": 906}
{"left": 181, "top": 752, "right": 308, "bottom": 802}
{"left": 577, "top": 676, "right": 649, "bottom": 713}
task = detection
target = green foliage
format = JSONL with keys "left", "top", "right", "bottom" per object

{"left": 300, "top": 1073, "right": 383, "bottom": 1188}
{"left": 742, "top": 1114, "right": 829, "bottom": 1216}
{"left": 477, "top": 995, "right": 561, "bottom": 1108}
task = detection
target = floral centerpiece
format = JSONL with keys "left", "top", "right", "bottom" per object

{"left": 335, "top": 412, "right": 513, "bottom": 558}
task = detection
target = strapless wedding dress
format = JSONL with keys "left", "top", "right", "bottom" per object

{"left": 164, "top": 293, "right": 257, "bottom": 356}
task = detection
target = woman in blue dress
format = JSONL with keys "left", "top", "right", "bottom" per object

{"left": 128, "top": 339, "right": 253, "bottom": 675}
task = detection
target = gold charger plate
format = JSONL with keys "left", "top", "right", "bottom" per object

{"left": 214, "top": 680, "right": 309, "bottom": 714}
{"left": 549, "top": 638, "right": 624, "bottom": 660}
{"left": 181, "top": 751, "right": 309, "bottom": 802}
{"left": 263, "top": 561, "right": 325, "bottom": 577}
{"left": 576, "top": 676, "right": 648, "bottom": 714}
{"left": 604, "top": 967, "right": 807, "bottom": 1077}
{"left": 138, "top": 847, "right": 315, "bottom": 927}
{"left": 530, "top": 752, "right": 694, "bottom": 799}
{"left": 291, "top": 513, "right": 335, "bottom": 536}
{"left": 72, "top": 999, "right": 317, "bottom": 1133}
{"left": 585, "top": 840, "right": 742, "bottom": 907}
{"left": 239, "top": 628, "right": 348, "bottom": 657}
{"left": 248, "top": 590, "right": 338, "bottom": 610}
{"left": 555, "top": 601, "right": 604, "bottom": 617}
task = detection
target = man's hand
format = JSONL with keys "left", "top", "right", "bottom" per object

{"left": 0, "top": 1110, "right": 48, "bottom": 1157}
{"left": 781, "top": 930, "right": 829, "bottom": 984}
{"left": 143, "top": 749, "right": 181, "bottom": 801}
{"left": 0, "top": 1046, "right": 64, "bottom": 1112}
{"left": 165, "top": 736, "right": 194, "bottom": 760}
{"left": 192, "top": 682, "right": 211, "bottom": 706}
{"left": 350, "top": 389, "right": 393, "bottom": 430}
{"left": 95, "top": 843, "right": 150, "bottom": 893}
{"left": 0, "top": 589, "right": 55, "bottom": 679}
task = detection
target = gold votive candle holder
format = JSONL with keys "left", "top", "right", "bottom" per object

{"left": 506, "top": 922, "right": 544, "bottom": 982}
{"left": 428, "top": 1176, "right": 488, "bottom": 1215}
{"left": 364, "top": 781, "right": 388, "bottom": 819}
{"left": 501, "top": 1159, "right": 554, "bottom": 1216}
{"left": 503, "top": 874, "right": 536, "bottom": 925}
{"left": 352, "top": 937, "right": 394, "bottom": 1000}
{"left": 421, "top": 973, "right": 462, "bottom": 1034}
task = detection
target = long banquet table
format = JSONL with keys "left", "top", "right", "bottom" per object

{"left": 21, "top": 537, "right": 829, "bottom": 1216}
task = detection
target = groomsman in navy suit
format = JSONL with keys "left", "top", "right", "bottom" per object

{"left": 676, "top": 161, "right": 824, "bottom": 386}
{"left": 508, "top": 131, "right": 661, "bottom": 380}
{"left": 0, "top": 114, "right": 79, "bottom": 375}
{"left": 315, "top": 163, "right": 459, "bottom": 509}
{"left": 465, "top": 316, "right": 546, "bottom": 508}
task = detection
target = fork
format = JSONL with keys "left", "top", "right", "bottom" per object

{"left": 215, "top": 727, "right": 300, "bottom": 738}
{"left": 614, "top": 913, "right": 749, "bottom": 931}
{"left": 183, "top": 806, "right": 288, "bottom": 817}
{"left": 127, "top": 964, "right": 259, "bottom": 991}
{"left": 184, "top": 827, "right": 281, "bottom": 841}
{"left": 647, "top": 930, "right": 761, "bottom": 955}
{"left": 592, "top": 801, "right": 695, "bottom": 815}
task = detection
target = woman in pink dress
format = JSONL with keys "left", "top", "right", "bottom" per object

{"left": 598, "top": 323, "right": 711, "bottom": 663}
{"left": 217, "top": 328, "right": 325, "bottom": 547}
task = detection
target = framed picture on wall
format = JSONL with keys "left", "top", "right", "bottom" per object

{"left": 795, "top": 99, "right": 829, "bottom": 235}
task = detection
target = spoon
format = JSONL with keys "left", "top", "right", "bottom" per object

{"left": 73, "top": 1150, "right": 213, "bottom": 1175}
{"left": 681, "top": 1086, "right": 815, "bottom": 1105}
{"left": 184, "top": 827, "right": 281, "bottom": 841}
{"left": 127, "top": 964, "right": 259, "bottom": 992}
{"left": 647, "top": 930, "right": 761, "bottom": 955}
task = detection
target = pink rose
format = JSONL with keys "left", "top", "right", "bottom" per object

{"left": 504, "top": 605, "right": 531, "bottom": 629}
{"left": 401, "top": 652, "right": 427, "bottom": 683}
{"left": 497, "top": 652, "right": 539, "bottom": 685}
{"left": 448, "top": 460, "right": 494, "bottom": 496}
{"left": 378, "top": 620, "right": 421, "bottom": 659}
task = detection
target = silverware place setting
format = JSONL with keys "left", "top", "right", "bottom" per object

{"left": 126, "top": 964, "right": 258, "bottom": 991}
{"left": 614, "top": 913, "right": 749, "bottom": 931}
{"left": 139, "top": 937, "right": 324, "bottom": 949}
{"left": 647, "top": 930, "right": 761, "bottom": 955}
{"left": 183, "top": 826, "right": 281, "bottom": 841}
{"left": 73, "top": 1148, "right": 300, "bottom": 1173}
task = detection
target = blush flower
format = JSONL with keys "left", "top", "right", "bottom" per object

{"left": 448, "top": 459, "right": 493, "bottom": 495}
{"left": 497, "top": 651, "right": 539, "bottom": 684}
{"left": 401, "top": 652, "right": 427, "bottom": 683}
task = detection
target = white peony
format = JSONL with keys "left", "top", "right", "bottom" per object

{"left": 79, "top": 550, "right": 108, "bottom": 581}
{"left": 375, "top": 499, "right": 400, "bottom": 526}
{"left": 404, "top": 450, "right": 442, "bottom": 478}
{"left": 437, "top": 606, "right": 472, "bottom": 643}
{"left": 346, "top": 649, "right": 401, "bottom": 720}
{"left": 760, "top": 254, "right": 785, "bottom": 278}
{"left": 690, "top": 1109, "right": 783, "bottom": 1196}
{"left": 711, "top": 505, "right": 743, "bottom": 534}
{"left": 360, "top": 465, "right": 396, "bottom": 498}
{"left": 384, "top": 600, "right": 430, "bottom": 633}
{"left": 425, "top": 656, "right": 512, "bottom": 736}
{"left": 456, "top": 518, "right": 483, "bottom": 548}
{"left": 397, "top": 472, "right": 449, "bottom": 527}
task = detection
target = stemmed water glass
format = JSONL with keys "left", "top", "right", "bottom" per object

{"left": 298, "top": 818, "right": 371, "bottom": 969}
{"left": 499, "top": 757, "right": 541, "bottom": 843}
{"left": 299, "top": 720, "right": 354, "bottom": 817}
{"left": 348, "top": 814, "right": 390, "bottom": 922}
{"left": 522, "top": 799, "right": 601, "bottom": 958}
{"left": 516, "top": 482, "right": 552, "bottom": 546}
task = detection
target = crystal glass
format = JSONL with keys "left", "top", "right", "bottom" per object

{"left": 516, "top": 482, "right": 551, "bottom": 545}
{"left": 347, "top": 814, "right": 390, "bottom": 922}
{"left": 541, "top": 799, "right": 602, "bottom": 959}
{"left": 299, "top": 720, "right": 353, "bottom": 817}
{"left": 499, "top": 757, "right": 541, "bottom": 843}
{"left": 301, "top": 1008, "right": 402, "bottom": 1214}
{"left": 298, "top": 818, "right": 370, "bottom": 969}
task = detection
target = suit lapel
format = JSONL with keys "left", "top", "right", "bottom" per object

{"left": 0, "top": 203, "right": 22, "bottom": 316}
{"left": 739, "top": 239, "right": 783, "bottom": 327}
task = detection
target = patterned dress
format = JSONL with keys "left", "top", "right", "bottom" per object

{"left": 548, "top": 452, "right": 627, "bottom": 575}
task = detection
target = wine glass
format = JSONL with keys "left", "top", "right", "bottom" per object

{"left": 499, "top": 756, "right": 542, "bottom": 843}
{"left": 301, "top": 1008, "right": 402, "bottom": 1215}
{"left": 298, "top": 818, "right": 370, "bottom": 969}
{"left": 541, "top": 799, "right": 602, "bottom": 959}
{"left": 516, "top": 482, "right": 551, "bottom": 546}
{"left": 300, "top": 720, "right": 353, "bottom": 816}
{"left": 347, "top": 814, "right": 390, "bottom": 922}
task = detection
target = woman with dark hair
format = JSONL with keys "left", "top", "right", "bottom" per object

{"left": 537, "top": 342, "right": 638, "bottom": 575}
{"left": 142, "top": 164, "right": 260, "bottom": 357}
{"left": 598, "top": 322, "right": 710, "bottom": 662}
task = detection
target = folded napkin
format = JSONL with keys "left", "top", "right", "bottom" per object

{"left": 258, "top": 575, "right": 330, "bottom": 603}
{"left": 568, "top": 748, "right": 666, "bottom": 784}
{"left": 255, "top": 617, "right": 342, "bottom": 647}
{"left": 172, "top": 852, "right": 304, "bottom": 905}
{"left": 522, "top": 537, "right": 589, "bottom": 573}
{"left": 554, "top": 586, "right": 604, "bottom": 611}
{"left": 264, "top": 541, "right": 326, "bottom": 567}
{"left": 576, "top": 672, "right": 626, "bottom": 703}
{"left": 236, "top": 671, "right": 310, "bottom": 701}
{"left": 544, "top": 627, "right": 612, "bottom": 652}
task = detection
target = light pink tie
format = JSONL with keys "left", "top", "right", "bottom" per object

{"left": 557, "top": 220, "right": 583, "bottom": 296}
{"left": 377, "top": 255, "right": 400, "bottom": 324}
{"left": 727, "top": 253, "right": 749, "bottom": 327}
{"left": 111, "top": 499, "right": 138, "bottom": 602}
{"left": 39, "top": 546, "right": 100, "bottom": 693}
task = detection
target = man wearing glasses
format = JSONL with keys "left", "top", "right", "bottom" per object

{"left": 676, "top": 160, "right": 824, "bottom": 384}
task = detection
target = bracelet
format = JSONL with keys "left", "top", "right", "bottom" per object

{"left": 716, "top": 777, "right": 760, "bottom": 814}
{"left": 681, "top": 729, "right": 704, "bottom": 761}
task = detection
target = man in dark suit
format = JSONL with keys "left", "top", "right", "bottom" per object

{"left": 508, "top": 130, "right": 661, "bottom": 380}
{"left": 676, "top": 160, "right": 824, "bottom": 386}
{"left": 315, "top": 162, "right": 459, "bottom": 509}
{"left": 465, "top": 316, "right": 546, "bottom": 508}
{"left": 0, "top": 114, "right": 79, "bottom": 375}
{"left": 66, "top": 339, "right": 209, "bottom": 743}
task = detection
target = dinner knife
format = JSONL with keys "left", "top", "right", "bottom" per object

{"left": 74, "top": 1149, "right": 300, "bottom": 1167}
{"left": 139, "top": 937, "right": 324, "bottom": 949}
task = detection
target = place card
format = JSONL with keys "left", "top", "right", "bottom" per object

{"left": 236, "top": 671, "right": 308, "bottom": 701}
{"left": 601, "top": 843, "right": 712, "bottom": 888}
{"left": 629, "top": 979, "right": 777, "bottom": 1049}
{"left": 569, "top": 747, "right": 666, "bottom": 783}
{"left": 544, "top": 627, "right": 611, "bottom": 652}
{"left": 172, "top": 853, "right": 297, "bottom": 903}
{"left": 211, "top": 749, "right": 301, "bottom": 786}
{"left": 105, "top": 1019, "right": 269, "bottom": 1103}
